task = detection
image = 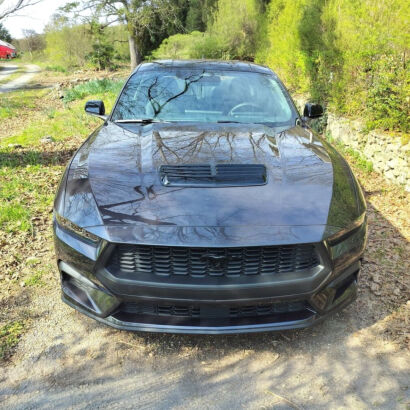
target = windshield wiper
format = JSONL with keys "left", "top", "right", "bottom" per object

{"left": 114, "top": 118, "right": 165, "bottom": 124}
{"left": 217, "top": 120, "right": 242, "bottom": 124}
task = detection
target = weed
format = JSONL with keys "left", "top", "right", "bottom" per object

{"left": 45, "top": 65, "right": 67, "bottom": 73}
{"left": 63, "top": 78, "right": 124, "bottom": 103}
{"left": 0, "top": 321, "right": 25, "bottom": 360}
{"left": 24, "top": 270, "right": 46, "bottom": 287}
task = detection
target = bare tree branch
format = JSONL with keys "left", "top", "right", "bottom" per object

{"left": 0, "top": 0, "right": 43, "bottom": 21}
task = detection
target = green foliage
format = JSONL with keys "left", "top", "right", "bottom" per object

{"left": 44, "top": 65, "right": 67, "bottom": 73}
{"left": 44, "top": 17, "right": 92, "bottom": 68}
{"left": 185, "top": 0, "right": 218, "bottom": 32}
{"left": 63, "top": 78, "right": 124, "bottom": 103}
{"left": 0, "top": 321, "right": 25, "bottom": 360}
{"left": 210, "top": 0, "right": 264, "bottom": 60}
{"left": 0, "top": 22, "right": 12, "bottom": 42}
{"left": 257, "top": 0, "right": 409, "bottom": 133}
{"left": 153, "top": 0, "right": 264, "bottom": 60}
{"left": 87, "top": 22, "right": 116, "bottom": 70}
{"left": 0, "top": 203, "right": 31, "bottom": 233}
{"left": 152, "top": 31, "right": 221, "bottom": 59}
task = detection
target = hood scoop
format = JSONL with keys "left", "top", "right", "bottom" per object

{"left": 159, "top": 164, "right": 267, "bottom": 187}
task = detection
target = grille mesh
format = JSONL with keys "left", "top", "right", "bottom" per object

{"left": 108, "top": 244, "right": 319, "bottom": 278}
{"left": 119, "top": 301, "right": 307, "bottom": 318}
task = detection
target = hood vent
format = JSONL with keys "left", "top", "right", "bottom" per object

{"left": 159, "top": 164, "right": 267, "bottom": 187}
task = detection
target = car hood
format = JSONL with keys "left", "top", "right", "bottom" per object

{"left": 61, "top": 122, "right": 362, "bottom": 246}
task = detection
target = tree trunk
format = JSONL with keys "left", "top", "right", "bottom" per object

{"left": 128, "top": 33, "right": 141, "bottom": 70}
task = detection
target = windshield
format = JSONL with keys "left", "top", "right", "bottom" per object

{"left": 111, "top": 68, "right": 296, "bottom": 125}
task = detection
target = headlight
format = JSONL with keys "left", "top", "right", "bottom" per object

{"left": 326, "top": 213, "right": 367, "bottom": 263}
{"left": 326, "top": 213, "right": 366, "bottom": 246}
{"left": 55, "top": 213, "right": 100, "bottom": 243}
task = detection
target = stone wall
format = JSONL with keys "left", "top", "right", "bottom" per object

{"left": 326, "top": 113, "right": 409, "bottom": 191}
{"left": 293, "top": 95, "right": 409, "bottom": 191}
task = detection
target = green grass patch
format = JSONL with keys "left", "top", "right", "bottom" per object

{"left": 0, "top": 321, "right": 25, "bottom": 360}
{"left": 0, "top": 81, "right": 120, "bottom": 148}
{"left": 63, "top": 78, "right": 124, "bottom": 103}
{"left": 0, "top": 90, "right": 38, "bottom": 119}
{"left": 2, "top": 107, "right": 98, "bottom": 146}
{"left": 44, "top": 64, "right": 68, "bottom": 73}
{"left": 24, "top": 270, "right": 46, "bottom": 287}
{"left": 0, "top": 203, "right": 31, "bottom": 233}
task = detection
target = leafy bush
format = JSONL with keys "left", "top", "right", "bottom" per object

{"left": 152, "top": 31, "right": 222, "bottom": 59}
{"left": 257, "top": 0, "right": 409, "bottom": 132}
{"left": 153, "top": 0, "right": 265, "bottom": 61}
{"left": 63, "top": 79, "right": 124, "bottom": 103}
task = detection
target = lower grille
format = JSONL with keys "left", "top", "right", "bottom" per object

{"left": 118, "top": 301, "right": 308, "bottom": 319}
{"left": 107, "top": 244, "right": 319, "bottom": 279}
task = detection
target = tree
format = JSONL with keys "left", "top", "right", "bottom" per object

{"left": 0, "top": 0, "right": 43, "bottom": 21}
{"left": 0, "top": 22, "right": 11, "bottom": 42}
{"left": 87, "top": 21, "right": 115, "bottom": 70}
{"left": 61, "top": 1, "right": 182, "bottom": 70}
{"left": 21, "top": 29, "right": 45, "bottom": 57}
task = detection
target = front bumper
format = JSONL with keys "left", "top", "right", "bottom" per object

{"left": 54, "top": 218, "right": 365, "bottom": 334}
{"left": 61, "top": 263, "right": 359, "bottom": 334}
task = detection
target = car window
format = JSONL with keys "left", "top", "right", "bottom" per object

{"left": 111, "top": 69, "right": 295, "bottom": 125}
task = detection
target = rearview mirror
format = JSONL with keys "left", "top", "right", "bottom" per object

{"left": 303, "top": 103, "right": 324, "bottom": 119}
{"left": 85, "top": 100, "right": 106, "bottom": 119}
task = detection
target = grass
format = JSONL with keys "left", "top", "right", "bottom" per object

{"left": 63, "top": 78, "right": 124, "bottom": 103}
{"left": 0, "top": 78, "right": 120, "bottom": 236}
{"left": 44, "top": 64, "right": 68, "bottom": 73}
{"left": 0, "top": 203, "right": 31, "bottom": 233}
{"left": 24, "top": 270, "right": 46, "bottom": 287}
{"left": 0, "top": 79, "right": 122, "bottom": 147}
{"left": 0, "top": 321, "right": 25, "bottom": 360}
{"left": 0, "top": 90, "right": 39, "bottom": 119}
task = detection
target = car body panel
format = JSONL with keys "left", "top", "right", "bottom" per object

{"left": 61, "top": 122, "right": 361, "bottom": 247}
{"left": 53, "top": 60, "right": 367, "bottom": 334}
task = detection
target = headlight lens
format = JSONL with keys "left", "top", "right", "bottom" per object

{"left": 326, "top": 213, "right": 366, "bottom": 246}
{"left": 55, "top": 213, "right": 100, "bottom": 243}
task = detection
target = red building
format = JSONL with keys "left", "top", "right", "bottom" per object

{"left": 0, "top": 40, "right": 16, "bottom": 59}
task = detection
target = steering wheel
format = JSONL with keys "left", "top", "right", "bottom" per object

{"left": 228, "top": 102, "right": 263, "bottom": 116}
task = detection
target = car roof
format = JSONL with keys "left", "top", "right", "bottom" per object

{"left": 135, "top": 59, "right": 274, "bottom": 75}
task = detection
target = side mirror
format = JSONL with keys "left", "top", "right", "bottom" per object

{"left": 85, "top": 100, "right": 106, "bottom": 119}
{"left": 303, "top": 103, "right": 324, "bottom": 119}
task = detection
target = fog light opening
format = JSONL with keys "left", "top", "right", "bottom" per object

{"left": 61, "top": 272, "right": 96, "bottom": 312}
{"left": 334, "top": 271, "right": 358, "bottom": 302}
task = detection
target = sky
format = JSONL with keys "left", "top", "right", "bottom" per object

{"left": 2, "top": 0, "right": 69, "bottom": 39}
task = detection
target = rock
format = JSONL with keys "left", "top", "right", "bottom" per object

{"left": 8, "top": 143, "right": 22, "bottom": 149}
{"left": 40, "top": 136, "right": 54, "bottom": 144}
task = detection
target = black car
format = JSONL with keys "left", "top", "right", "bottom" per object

{"left": 53, "top": 60, "right": 367, "bottom": 334}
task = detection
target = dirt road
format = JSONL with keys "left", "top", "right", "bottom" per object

{"left": 0, "top": 287, "right": 408, "bottom": 409}
{"left": 0, "top": 64, "right": 40, "bottom": 93}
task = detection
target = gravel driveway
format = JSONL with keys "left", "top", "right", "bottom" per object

{"left": 0, "top": 64, "right": 40, "bottom": 93}
{"left": 0, "top": 282, "right": 408, "bottom": 409}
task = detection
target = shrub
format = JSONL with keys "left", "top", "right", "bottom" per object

{"left": 63, "top": 79, "right": 124, "bottom": 103}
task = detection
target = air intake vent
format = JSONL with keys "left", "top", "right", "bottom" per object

{"left": 159, "top": 164, "right": 267, "bottom": 187}
{"left": 108, "top": 243, "right": 320, "bottom": 279}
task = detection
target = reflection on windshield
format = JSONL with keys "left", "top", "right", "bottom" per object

{"left": 112, "top": 69, "right": 295, "bottom": 125}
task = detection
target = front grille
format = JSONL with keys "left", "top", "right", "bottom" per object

{"left": 159, "top": 164, "right": 267, "bottom": 186}
{"left": 119, "top": 301, "right": 307, "bottom": 319}
{"left": 107, "top": 244, "right": 319, "bottom": 278}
